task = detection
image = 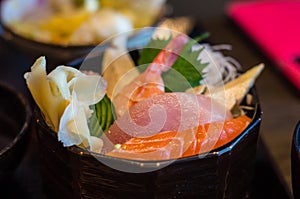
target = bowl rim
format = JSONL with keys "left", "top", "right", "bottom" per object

{"left": 0, "top": 81, "right": 32, "bottom": 156}
{"left": 35, "top": 88, "right": 262, "bottom": 165}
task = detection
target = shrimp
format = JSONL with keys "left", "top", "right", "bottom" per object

{"left": 112, "top": 34, "right": 189, "bottom": 117}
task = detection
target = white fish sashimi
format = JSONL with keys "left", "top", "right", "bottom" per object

{"left": 101, "top": 35, "right": 140, "bottom": 99}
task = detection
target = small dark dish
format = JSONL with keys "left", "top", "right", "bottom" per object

{"left": 35, "top": 86, "right": 262, "bottom": 199}
{"left": 0, "top": 81, "right": 32, "bottom": 180}
{"left": 291, "top": 121, "right": 300, "bottom": 199}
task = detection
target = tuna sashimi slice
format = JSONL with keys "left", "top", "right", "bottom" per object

{"left": 102, "top": 92, "right": 232, "bottom": 153}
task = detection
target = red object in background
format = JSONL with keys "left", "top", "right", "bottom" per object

{"left": 226, "top": 0, "right": 300, "bottom": 91}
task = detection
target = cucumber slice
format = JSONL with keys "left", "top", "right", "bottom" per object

{"left": 88, "top": 95, "right": 115, "bottom": 137}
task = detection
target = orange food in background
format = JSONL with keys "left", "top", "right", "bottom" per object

{"left": 107, "top": 115, "right": 252, "bottom": 160}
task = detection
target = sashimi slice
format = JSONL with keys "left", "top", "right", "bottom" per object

{"left": 182, "top": 115, "right": 251, "bottom": 157}
{"left": 102, "top": 92, "right": 232, "bottom": 152}
{"left": 106, "top": 115, "right": 251, "bottom": 160}
{"left": 107, "top": 129, "right": 196, "bottom": 160}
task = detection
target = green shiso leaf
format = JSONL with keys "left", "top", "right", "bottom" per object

{"left": 137, "top": 36, "right": 171, "bottom": 72}
{"left": 88, "top": 95, "right": 115, "bottom": 137}
{"left": 137, "top": 33, "right": 209, "bottom": 92}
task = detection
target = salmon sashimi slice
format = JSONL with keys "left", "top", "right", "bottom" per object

{"left": 107, "top": 129, "right": 196, "bottom": 160}
{"left": 182, "top": 114, "right": 252, "bottom": 157}
{"left": 106, "top": 115, "right": 251, "bottom": 160}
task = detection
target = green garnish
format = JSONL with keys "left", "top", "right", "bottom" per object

{"left": 137, "top": 36, "right": 172, "bottom": 67}
{"left": 137, "top": 33, "right": 209, "bottom": 92}
{"left": 88, "top": 95, "right": 116, "bottom": 137}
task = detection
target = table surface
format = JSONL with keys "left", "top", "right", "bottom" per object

{"left": 0, "top": 0, "right": 298, "bottom": 198}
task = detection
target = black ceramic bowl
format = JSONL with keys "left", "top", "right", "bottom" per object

{"left": 0, "top": 81, "right": 32, "bottom": 180}
{"left": 35, "top": 86, "right": 262, "bottom": 199}
{"left": 291, "top": 121, "right": 300, "bottom": 199}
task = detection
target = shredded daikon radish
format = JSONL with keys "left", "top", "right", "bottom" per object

{"left": 194, "top": 43, "right": 241, "bottom": 87}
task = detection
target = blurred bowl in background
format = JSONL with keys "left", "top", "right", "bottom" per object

{"left": 0, "top": 81, "right": 32, "bottom": 180}
{"left": 291, "top": 121, "right": 300, "bottom": 199}
{"left": 0, "top": 0, "right": 166, "bottom": 69}
{"left": 35, "top": 86, "right": 262, "bottom": 198}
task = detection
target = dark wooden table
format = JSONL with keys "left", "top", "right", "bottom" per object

{"left": 0, "top": 0, "right": 298, "bottom": 198}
